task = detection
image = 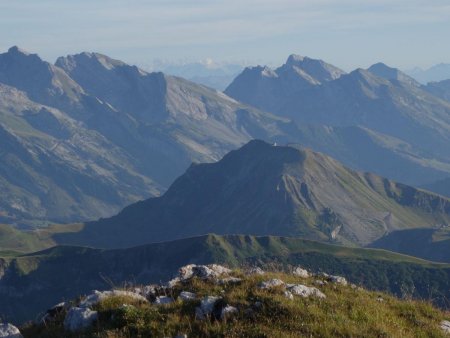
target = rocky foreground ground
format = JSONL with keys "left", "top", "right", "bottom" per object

{"left": 2, "top": 264, "right": 450, "bottom": 337}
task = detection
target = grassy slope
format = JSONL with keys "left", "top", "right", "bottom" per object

{"left": 0, "top": 224, "right": 55, "bottom": 253}
{"left": 21, "top": 270, "right": 450, "bottom": 337}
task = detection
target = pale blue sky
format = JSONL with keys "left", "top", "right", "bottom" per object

{"left": 1, "top": 0, "right": 449, "bottom": 70}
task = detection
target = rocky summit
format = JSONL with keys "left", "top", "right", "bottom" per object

{"left": 16, "top": 264, "right": 450, "bottom": 337}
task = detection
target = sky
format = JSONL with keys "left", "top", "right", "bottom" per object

{"left": 1, "top": 0, "right": 449, "bottom": 71}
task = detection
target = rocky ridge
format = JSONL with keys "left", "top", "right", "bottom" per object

{"left": 16, "top": 264, "right": 450, "bottom": 337}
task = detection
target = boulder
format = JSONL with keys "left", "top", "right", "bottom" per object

{"left": 179, "top": 291, "right": 197, "bottom": 301}
{"left": 79, "top": 290, "right": 148, "bottom": 308}
{"left": 220, "top": 305, "right": 238, "bottom": 320}
{"left": 287, "top": 284, "right": 326, "bottom": 299}
{"left": 63, "top": 307, "right": 98, "bottom": 332}
{"left": 259, "top": 279, "right": 285, "bottom": 289}
{"left": 0, "top": 323, "right": 22, "bottom": 338}
{"left": 293, "top": 267, "right": 310, "bottom": 278}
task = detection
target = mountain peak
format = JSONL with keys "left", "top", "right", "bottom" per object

{"left": 367, "top": 62, "right": 420, "bottom": 86}
{"left": 286, "top": 54, "right": 306, "bottom": 65}
{"left": 7, "top": 45, "right": 32, "bottom": 56}
{"left": 56, "top": 52, "right": 130, "bottom": 73}
{"left": 281, "top": 54, "right": 346, "bottom": 82}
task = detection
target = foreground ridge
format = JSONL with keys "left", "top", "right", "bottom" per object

{"left": 16, "top": 264, "right": 450, "bottom": 337}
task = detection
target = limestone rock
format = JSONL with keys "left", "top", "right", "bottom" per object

{"left": 179, "top": 264, "right": 231, "bottom": 280}
{"left": 287, "top": 284, "right": 326, "bottom": 299}
{"left": 0, "top": 323, "right": 22, "bottom": 338}
{"left": 441, "top": 320, "right": 450, "bottom": 334}
{"left": 200, "top": 296, "right": 221, "bottom": 315}
{"left": 63, "top": 307, "right": 98, "bottom": 332}
{"left": 41, "top": 302, "right": 67, "bottom": 323}
{"left": 259, "top": 279, "right": 285, "bottom": 289}
{"left": 293, "top": 267, "right": 310, "bottom": 278}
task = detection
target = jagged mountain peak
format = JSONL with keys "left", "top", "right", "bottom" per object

{"left": 55, "top": 51, "right": 144, "bottom": 74}
{"left": 281, "top": 54, "right": 346, "bottom": 82}
{"left": 0, "top": 47, "right": 85, "bottom": 108}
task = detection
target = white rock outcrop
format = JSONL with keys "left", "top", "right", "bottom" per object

{"left": 293, "top": 267, "right": 310, "bottom": 278}
{"left": 287, "top": 284, "right": 326, "bottom": 299}
{"left": 179, "top": 264, "right": 231, "bottom": 280}
{"left": 63, "top": 307, "right": 98, "bottom": 332}
{"left": 0, "top": 323, "right": 22, "bottom": 338}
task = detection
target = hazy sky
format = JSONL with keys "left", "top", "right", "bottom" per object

{"left": 1, "top": 0, "right": 449, "bottom": 71}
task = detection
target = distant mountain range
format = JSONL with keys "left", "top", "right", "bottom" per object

{"left": 225, "top": 56, "right": 450, "bottom": 193}
{"left": 154, "top": 60, "right": 243, "bottom": 90}
{"left": 406, "top": 63, "right": 450, "bottom": 84}
{"left": 1, "top": 47, "right": 450, "bottom": 226}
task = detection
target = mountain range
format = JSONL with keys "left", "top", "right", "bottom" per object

{"left": 226, "top": 56, "right": 450, "bottom": 191}
{"left": 3, "top": 47, "right": 450, "bottom": 227}
{"left": 406, "top": 63, "right": 450, "bottom": 84}
{"left": 0, "top": 47, "right": 309, "bottom": 226}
